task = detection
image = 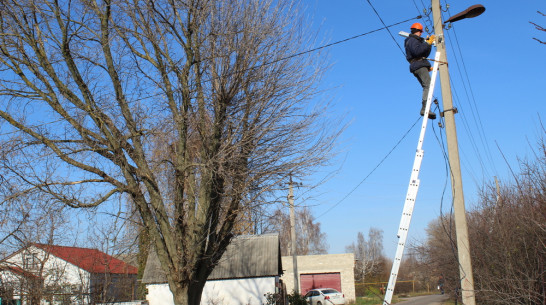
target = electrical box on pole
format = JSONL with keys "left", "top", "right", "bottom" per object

{"left": 383, "top": 51, "right": 441, "bottom": 305}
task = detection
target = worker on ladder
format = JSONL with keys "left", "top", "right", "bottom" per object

{"left": 404, "top": 22, "right": 436, "bottom": 119}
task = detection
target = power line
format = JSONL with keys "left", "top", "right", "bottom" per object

{"left": 0, "top": 16, "right": 421, "bottom": 139}
{"left": 445, "top": 35, "right": 491, "bottom": 179}
{"left": 450, "top": 38, "right": 497, "bottom": 176}
{"left": 439, "top": 5, "right": 498, "bottom": 179}
{"left": 316, "top": 116, "right": 422, "bottom": 219}
{"left": 431, "top": 115, "right": 471, "bottom": 290}
{"left": 364, "top": 0, "right": 410, "bottom": 57}
{"left": 224, "top": 15, "right": 420, "bottom": 79}
{"left": 411, "top": 0, "right": 433, "bottom": 34}
{"left": 418, "top": 0, "right": 434, "bottom": 33}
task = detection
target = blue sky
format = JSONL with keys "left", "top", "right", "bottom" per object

{"left": 2, "top": 0, "right": 542, "bottom": 260}
{"left": 296, "top": 0, "right": 546, "bottom": 256}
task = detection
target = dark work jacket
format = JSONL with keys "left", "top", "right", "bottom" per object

{"left": 404, "top": 34, "right": 432, "bottom": 73}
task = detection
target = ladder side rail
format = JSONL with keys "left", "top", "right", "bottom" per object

{"left": 417, "top": 50, "right": 442, "bottom": 151}
{"left": 383, "top": 51, "right": 441, "bottom": 305}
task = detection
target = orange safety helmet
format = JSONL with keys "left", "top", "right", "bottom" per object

{"left": 410, "top": 23, "right": 423, "bottom": 31}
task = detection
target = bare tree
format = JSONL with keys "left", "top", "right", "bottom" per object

{"left": 266, "top": 206, "right": 328, "bottom": 256}
{"left": 0, "top": 184, "right": 71, "bottom": 256}
{"left": 346, "top": 228, "right": 385, "bottom": 282}
{"left": 530, "top": 11, "right": 546, "bottom": 44}
{"left": 346, "top": 232, "right": 366, "bottom": 281}
{"left": 413, "top": 216, "right": 460, "bottom": 297}
{"left": 417, "top": 132, "right": 546, "bottom": 304}
{"left": 367, "top": 227, "right": 384, "bottom": 267}
{"left": 0, "top": 0, "right": 340, "bottom": 304}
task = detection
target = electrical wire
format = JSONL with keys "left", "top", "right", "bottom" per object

{"left": 364, "top": 0, "right": 409, "bottom": 57}
{"left": 401, "top": 6, "right": 464, "bottom": 282}
{"left": 419, "top": 0, "right": 434, "bottom": 31}
{"left": 403, "top": 5, "right": 463, "bottom": 269}
{"left": 409, "top": 3, "right": 489, "bottom": 287}
{"left": 0, "top": 16, "right": 421, "bottom": 138}
{"left": 214, "top": 15, "right": 420, "bottom": 81}
{"left": 429, "top": 84, "right": 471, "bottom": 298}
{"left": 431, "top": 115, "right": 471, "bottom": 291}
{"left": 315, "top": 116, "right": 422, "bottom": 220}
{"left": 411, "top": 0, "right": 433, "bottom": 34}
{"left": 440, "top": 0, "right": 497, "bottom": 176}
{"left": 423, "top": 0, "right": 498, "bottom": 233}
{"left": 444, "top": 50, "right": 491, "bottom": 182}
{"left": 444, "top": 24, "right": 498, "bottom": 178}
{"left": 436, "top": 7, "right": 491, "bottom": 291}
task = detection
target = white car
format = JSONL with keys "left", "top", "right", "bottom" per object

{"left": 304, "top": 288, "right": 346, "bottom": 305}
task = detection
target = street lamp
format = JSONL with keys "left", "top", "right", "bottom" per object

{"left": 445, "top": 4, "right": 486, "bottom": 23}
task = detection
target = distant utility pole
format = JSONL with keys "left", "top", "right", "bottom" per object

{"left": 431, "top": 1, "right": 476, "bottom": 304}
{"left": 494, "top": 176, "right": 501, "bottom": 205}
{"left": 288, "top": 175, "right": 299, "bottom": 293}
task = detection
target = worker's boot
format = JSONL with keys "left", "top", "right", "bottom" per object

{"left": 420, "top": 101, "right": 436, "bottom": 120}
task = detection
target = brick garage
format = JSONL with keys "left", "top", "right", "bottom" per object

{"left": 281, "top": 253, "right": 355, "bottom": 302}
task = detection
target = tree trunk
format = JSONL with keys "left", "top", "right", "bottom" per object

{"left": 188, "top": 282, "right": 206, "bottom": 305}
{"left": 171, "top": 285, "right": 189, "bottom": 305}
{"left": 136, "top": 227, "right": 150, "bottom": 299}
{"left": 170, "top": 282, "right": 205, "bottom": 305}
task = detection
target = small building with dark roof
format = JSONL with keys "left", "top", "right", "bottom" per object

{"left": 142, "top": 234, "right": 283, "bottom": 305}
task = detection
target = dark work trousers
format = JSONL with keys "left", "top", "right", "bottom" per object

{"left": 413, "top": 66, "right": 431, "bottom": 110}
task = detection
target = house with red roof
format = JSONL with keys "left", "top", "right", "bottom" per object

{"left": 0, "top": 244, "right": 138, "bottom": 305}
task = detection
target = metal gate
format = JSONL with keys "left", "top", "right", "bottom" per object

{"left": 300, "top": 273, "right": 342, "bottom": 294}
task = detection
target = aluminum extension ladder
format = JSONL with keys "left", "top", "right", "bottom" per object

{"left": 383, "top": 51, "right": 441, "bottom": 305}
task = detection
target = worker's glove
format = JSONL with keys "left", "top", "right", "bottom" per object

{"left": 426, "top": 35, "right": 436, "bottom": 45}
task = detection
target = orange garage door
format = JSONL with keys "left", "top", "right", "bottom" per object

{"left": 300, "top": 272, "right": 342, "bottom": 294}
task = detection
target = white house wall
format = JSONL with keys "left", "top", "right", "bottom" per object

{"left": 5, "top": 246, "right": 91, "bottom": 289}
{"left": 0, "top": 269, "right": 23, "bottom": 283}
{"left": 201, "top": 277, "right": 276, "bottom": 305}
{"left": 145, "top": 284, "right": 174, "bottom": 305}
{"left": 0, "top": 269, "right": 24, "bottom": 295}
{"left": 146, "top": 277, "right": 276, "bottom": 305}
{"left": 0, "top": 269, "right": 24, "bottom": 303}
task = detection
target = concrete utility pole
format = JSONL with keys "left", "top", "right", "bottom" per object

{"left": 288, "top": 175, "right": 299, "bottom": 293}
{"left": 431, "top": 1, "right": 476, "bottom": 304}
{"left": 495, "top": 176, "right": 501, "bottom": 204}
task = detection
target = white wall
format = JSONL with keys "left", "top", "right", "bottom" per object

{"left": 5, "top": 246, "right": 91, "bottom": 290}
{"left": 145, "top": 284, "right": 174, "bottom": 305}
{"left": 281, "top": 253, "right": 356, "bottom": 302}
{"left": 3, "top": 246, "right": 92, "bottom": 305}
{"left": 201, "top": 277, "right": 276, "bottom": 305}
{"left": 0, "top": 269, "right": 24, "bottom": 300}
{"left": 146, "top": 277, "right": 277, "bottom": 305}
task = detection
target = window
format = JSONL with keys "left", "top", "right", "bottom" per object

{"left": 23, "top": 253, "right": 39, "bottom": 271}
{"left": 322, "top": 289, "right": 339, "bottom": 294}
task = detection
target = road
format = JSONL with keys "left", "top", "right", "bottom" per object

{"left": 395, "top": 294, "right": 450, "bottom": 305}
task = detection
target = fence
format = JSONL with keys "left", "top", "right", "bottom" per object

{"left": 355, "top": 280, "right": 418, "bottom": 297}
